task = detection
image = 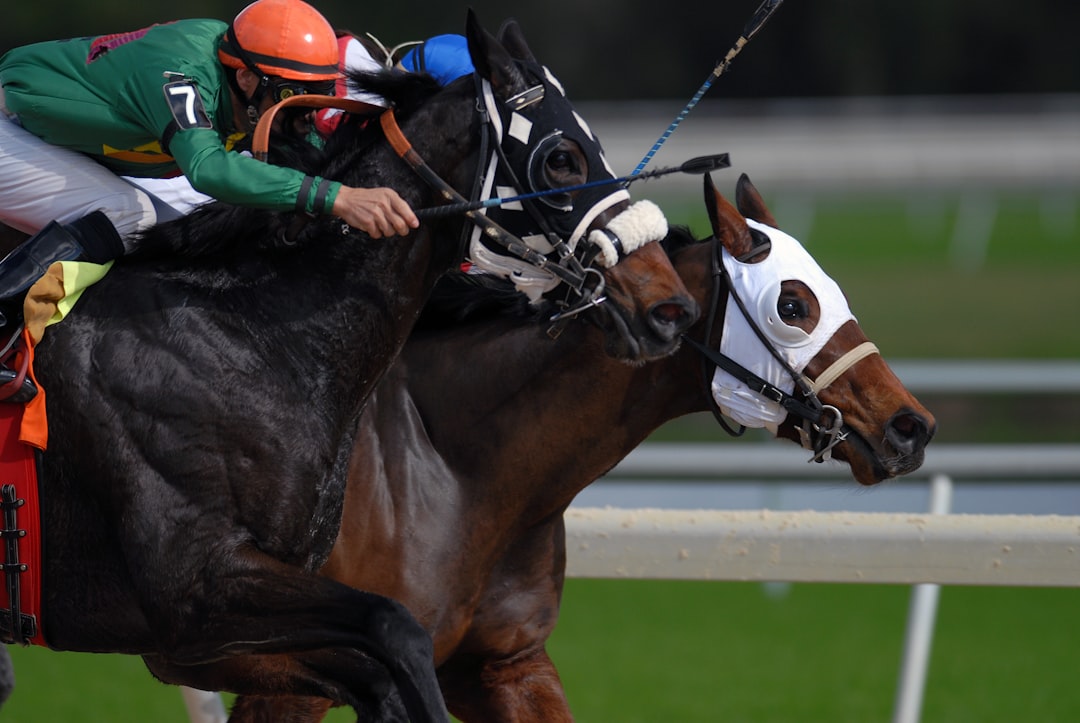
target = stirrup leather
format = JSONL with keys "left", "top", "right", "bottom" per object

{"left": 0, "top": 328, "right": 38, "bottom": 404}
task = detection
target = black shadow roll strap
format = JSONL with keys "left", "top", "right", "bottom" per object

{"left": 682, "top": 335, "right": 825, "bottom": 425}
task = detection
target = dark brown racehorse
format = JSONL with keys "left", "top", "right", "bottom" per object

{"left": 226, "top": 173, "right": 935, "bottom": 721}
{"left": 6, "top": 12, "right": 697, "bottom": 722}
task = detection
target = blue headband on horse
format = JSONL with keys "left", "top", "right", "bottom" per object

{"left": 399, "top": 34, "right": 475, "bottom": 85}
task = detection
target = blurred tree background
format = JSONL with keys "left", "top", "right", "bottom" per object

{"left": 4, "top": 0, "right": 1079, "bottom": 100}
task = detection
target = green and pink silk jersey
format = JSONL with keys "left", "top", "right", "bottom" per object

{"left": 0, "top": 18, "right": 340, "bottom": 216}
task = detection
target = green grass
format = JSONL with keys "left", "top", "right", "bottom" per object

{"left": 549, "top": 581, "right": 1080, "bottom": 723}
{"left": 3, "top": 190, "right": 1078, "bottom": 721}
{"left": 808, "top": 192, "right": 1080, "bottom": 359}
{"left": 4, "top": 645, "right": 190, "bottom": 722}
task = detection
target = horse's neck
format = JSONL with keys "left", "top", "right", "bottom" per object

{"left": 397, "top": 317, "right": 703, "bottom": 514}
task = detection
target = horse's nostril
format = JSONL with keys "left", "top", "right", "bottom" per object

{"left": 886, "top": 411, "right": 932, "bottom": 455}
{"left": 650, "top": 299, "right": 697, "bottom": 338}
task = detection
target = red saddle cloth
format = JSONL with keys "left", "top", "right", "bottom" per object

{"left": 0, "top": 361, "right": 46, "bottom": 646}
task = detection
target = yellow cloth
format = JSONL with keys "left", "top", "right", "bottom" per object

{"left": 24, "top": 260, "right": 113, "bottom": 343}
{"left": 19, "top": 260, "right": 113, "bottom": 448}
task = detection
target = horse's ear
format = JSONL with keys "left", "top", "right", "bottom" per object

{"left": 497, "top": 19, "right": 538, "bottom": 65}
{"left": 734, "top": 173, "right": 779, "bottom": 228}
{"left": 465, "top": 9, "right": 525, "bottom": 95}
{"left": 704, "top": 173, "right": 755, "bottom": 259}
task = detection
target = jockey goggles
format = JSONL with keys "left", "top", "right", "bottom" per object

{"left": 265, "top": 77, "right": 336, "bottom": 103}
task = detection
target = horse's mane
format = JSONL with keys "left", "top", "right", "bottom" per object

{"left": 127, "top": 69, "right": 443, "bottom": 262}
{"left": 414, "top": 271, "right": 548, "bottom": 330}
{"left": 661, "top": 224, "right": 703, "bottom": 255}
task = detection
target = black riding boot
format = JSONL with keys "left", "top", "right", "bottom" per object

{"left": 0, "top": 211, "right": 124, "bottom": 402}
{"left": 0, "top": 210, "right": 125, "bottom": 328}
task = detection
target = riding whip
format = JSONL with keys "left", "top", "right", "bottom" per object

{"left": 630, "top": 0, "right": 785, "bottom": 176}
{"left": 414, "top": 153, "right": 730, "bottom": 219}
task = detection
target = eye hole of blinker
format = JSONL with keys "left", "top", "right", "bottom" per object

{"left": 526, "top": 132, "right": 574, "bottom": 211}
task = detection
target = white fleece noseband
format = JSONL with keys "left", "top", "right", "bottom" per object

{"left": 586, "top": 200, "right": 668, "bottom": 268}
{"left": 469, "top": 199, "right": 668, "bottom": 302}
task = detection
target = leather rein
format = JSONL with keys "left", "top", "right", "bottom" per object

{"left": 682, "top": 233, "right": 879, "bottom": 463}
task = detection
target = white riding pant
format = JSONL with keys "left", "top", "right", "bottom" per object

{"left": 0, "top": 86, "right": 159, "bottom": 249}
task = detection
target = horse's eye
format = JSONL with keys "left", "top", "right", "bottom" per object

{"left": 778, "top": 297, "right": 808, "bottom": 321}
{"left": 528, "top": 134, "right": 577, "bottom": 209}
{"left": 546, "top": 149, "right": 576, "bottom": 174}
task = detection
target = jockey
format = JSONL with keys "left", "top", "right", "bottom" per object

{"left": 124, "top": 31, "right": 477, "bottom": 219}
{"left": 0, "top": 0, "right": 418, "bottom": 332}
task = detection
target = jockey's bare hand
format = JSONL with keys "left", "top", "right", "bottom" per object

{"left": 333, "top": 186, "right": 419, "bottom": 238}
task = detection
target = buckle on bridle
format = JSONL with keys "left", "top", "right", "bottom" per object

{"left": 549, "top": 268, "right": 607, "bottom": 323}
{"left": 799, "top": 404, "right": 847, "bottom": 463}
{"left": 506, "top": 84, "right": 545, "bottom": 110}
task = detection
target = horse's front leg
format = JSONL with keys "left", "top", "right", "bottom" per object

{"left": 438, "top": 647, "right": 573, "bottom": 723}
{"left": 436, "top": 520, "right": 574, "bottom": 722}
{"left": 137, "top": 542, "right": 448, "bottom": 723}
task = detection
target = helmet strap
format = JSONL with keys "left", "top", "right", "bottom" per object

{"left": 222, "top": 23, "right": 275, "bottom": 128}
{"left": 222, "top": 67, "right": 261, "bottom": 130}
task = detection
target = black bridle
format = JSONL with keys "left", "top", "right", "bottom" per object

{"left": 378, "top": 107, "right": 595, "bottom": 293}
{"left": 382, "top": 71, "right": 631, "bottom": 316}
{"left": 681, "top": 233, "right": 851, "bottom": 463}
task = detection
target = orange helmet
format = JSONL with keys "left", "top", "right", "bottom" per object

{"left": 218, "top": 0, "right": 339, "bottom": 82}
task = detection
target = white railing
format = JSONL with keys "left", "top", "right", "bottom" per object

{"left": 564, "top": 499, "right": 1080, "bottom": 587}
{"left": 887, "top": 358, "right": 1080, "bottom": 393}
{"left": 566, "top": 440, "right": 1080, "bottom": 723}
{"left": 588, "top": 440, "right": 1080, "bottom": 483}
